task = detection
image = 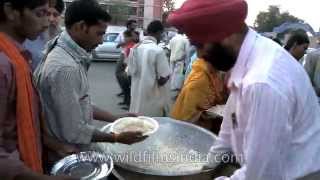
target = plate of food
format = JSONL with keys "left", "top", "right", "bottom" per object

{"left": 110, "top": 116, "right": 159, "bottom": 136}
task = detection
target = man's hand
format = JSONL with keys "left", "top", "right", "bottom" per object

{"left": 157, "top": 76, "right": 170, "bottom": 86}
{"left": 56, "top": 144, "right": 80, "bottom": 157}
{"left": 43, "top": 134, "right": 80, "bottom": 158}
{"left": 115, "top": 132, "right": 148, "bottom": 145}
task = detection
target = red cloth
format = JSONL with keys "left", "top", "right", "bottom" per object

{"left": 124, "top": 41, "right": 136, "bottom": 58}
{"left": 167, "top": 0, "right": 248, "bottom": 43}
{"left": 0, "top": 33, "right": 43, "bottom": 173}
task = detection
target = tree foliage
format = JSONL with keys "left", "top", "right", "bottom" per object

{"left": 254, "top": 6, "right": 303, "bottom": 32}
{"left": 108, "top": 1, "right": 130, "bottom": 24}
{"left": 163, "top": 0, "right": 175, "bottom": 12}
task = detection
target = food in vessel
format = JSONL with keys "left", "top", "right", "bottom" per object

{"left": 111, "top": 116, "right": 159, "bottom": 135}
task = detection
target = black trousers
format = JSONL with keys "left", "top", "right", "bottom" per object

{"left": 115, "top": 54, "right": 131, "bottom": 105}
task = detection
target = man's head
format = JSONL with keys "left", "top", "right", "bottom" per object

{"left": 124, "top": 30, "right": 134, "bottom": 43}
{"left": 192, "top": 36, "right": 239, "bottom": 72}
{"left": 126, "top": 19, "right": 137, "bottom": 31}
{"left": 284, "top": 32, "right": 309, "bottom": 60}
{"left": 0, "top": 0, "right": 49, "bottom": 42}
{"left": 48, "top": 0, "right": 64, "bottom": 28}
{"left": 147, "top": 20, "right": 164, "bottom": 43}
{"left": 167, "top": 0, "right": 248, "bottom": 72}
{"left": 65, "top": 0, "right": 111, "bottom": 51}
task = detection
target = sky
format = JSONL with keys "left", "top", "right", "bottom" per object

{"left": 174, "top": 0, "right": 320, "bottom": 31}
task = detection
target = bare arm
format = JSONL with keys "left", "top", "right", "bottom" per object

{"left": 91, "top": 129, "right": 116, "bottom": 142}
{"left": 91, "top": 129, "right": 146, "bottom": 145}
{"left": 92, "top": 105, "right": 138, "bottom": 122}
{"left": 92, "top": 105, "right": 117, "bottom": 122}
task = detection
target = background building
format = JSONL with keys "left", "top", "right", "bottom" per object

{"left": 64, "top": 0, "right": 163, "bottom": 29}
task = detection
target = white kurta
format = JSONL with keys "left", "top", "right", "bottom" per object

{"left": 169, "top": 34, "right": 189, "bottom": 63}
{"left": 169, "top": 34, "right": 190, "bottom": 91}
{"left": 209, "top": 29, "right": 320, "bottom": 180}
{"left": 127, "top": 36, "right": 171, "bottom": 117}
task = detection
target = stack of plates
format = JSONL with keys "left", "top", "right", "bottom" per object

{"left": 51, "top": 151, "right": 113, "bottom": 179}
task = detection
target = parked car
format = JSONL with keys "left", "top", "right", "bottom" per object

{"left": 93, "top": 32, "right": 122, "bottom": 61}
{"left": 93, "top": 25, "right": 146, "bottom": 61}
{"left": 93, "top": 26, "right": 127, "bottom": 61}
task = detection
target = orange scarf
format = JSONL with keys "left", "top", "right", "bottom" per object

{"left": 0, "top": 33, "right": 43, "bottom": 173}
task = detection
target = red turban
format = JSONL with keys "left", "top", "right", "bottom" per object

{"left": 167, "top": 0, "right": 248, "bottom": 43}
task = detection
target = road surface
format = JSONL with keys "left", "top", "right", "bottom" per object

{"left": 88, "top": 61, "right": 126, "bottom": 115}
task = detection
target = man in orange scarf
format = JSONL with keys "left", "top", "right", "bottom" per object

{"left": 0, "top": 0, "right": 74, "bottom": 179}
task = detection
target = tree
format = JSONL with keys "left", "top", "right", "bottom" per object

{"left": 163, "top": 0, "right": 175, "bottom": 12}
{"left": 254, "top": 6, "right": 303, "bottom": 32}
{"left": 108, "top": 1, "right": 130, "bottom": 25}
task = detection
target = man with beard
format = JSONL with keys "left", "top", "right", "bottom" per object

{"left": 36, "top": 0, "right": 147, "bottom": 166}
{"left": 170, "top": 44, "right": 226, "bottom": 133}
{"left": 24, "top": 0, "right": 65, "bottom": 71}
{"left": 168, "top": 0, "right": 320, "bottom": 179}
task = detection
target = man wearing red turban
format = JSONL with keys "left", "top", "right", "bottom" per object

{"left": 168, "top": 0, "right": 320, "bottom": 179}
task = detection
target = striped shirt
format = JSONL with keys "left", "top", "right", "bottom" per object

{"left": 36, "top": 31, "right": 95, "bottom": 145}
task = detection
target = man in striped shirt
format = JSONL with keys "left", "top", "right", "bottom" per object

{"left": 36, "top": 0, "right": 146, "bottom": 164}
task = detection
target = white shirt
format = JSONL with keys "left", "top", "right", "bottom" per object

{"left": 209, "top": 29, "right": 320, "bottom": 180}
{"left": 127, "top": 36, "right": 171, "bottom": 117}
{"left": 169, "top": 34, "right": 190, "bottom": 62}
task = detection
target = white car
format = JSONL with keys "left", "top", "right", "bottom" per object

{"left": 93, "top": 32, "right": 122, "bottom": 61}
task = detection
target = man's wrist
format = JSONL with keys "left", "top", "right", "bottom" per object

{"left": 111, "top": 133, "right": 118, "bottom": 143}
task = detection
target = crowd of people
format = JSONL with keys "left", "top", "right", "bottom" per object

{"left": 116, "top": 21, "right": 228, "bottom": 124}
{"left": 1, "top": 0, "right": 320, "bottom": 179}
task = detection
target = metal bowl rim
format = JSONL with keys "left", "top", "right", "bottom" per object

{"left": 101, "top": 117, "right": 217, "bottom": 176}
{"left": 51, "top": 151, "right": 114, "bottom": 178}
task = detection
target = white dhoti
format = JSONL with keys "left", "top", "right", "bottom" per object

{"left": 170, "top": 61, "right": 185, "bottom": 91}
